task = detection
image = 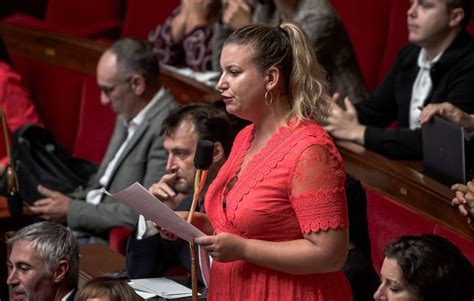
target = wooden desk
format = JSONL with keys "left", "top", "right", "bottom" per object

{"left": 0, "top": 22, "right": 221, "bottom": 105}
{"left": 78, "top": 243, "right": 126, "bottom": 288}
{"left": 337, "top": 140, "right": 473, "bottom": 240}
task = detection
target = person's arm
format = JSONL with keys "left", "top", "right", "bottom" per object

{"left": 171, "top": 0, "right": 219, "bottom": 43}
{"left": 196, "top": 145, "right": 349, "bottom": 274}
{"left": 212, "top": 0, "right": 253, "bottom": 71}
{"left": 66, "top": 126, "right": 168, "bottom": 234}
{"left": 420, "top": 102, "right": 474, "bottom": 132}
{"left": 324, "top": 47, "right": 403, "bottom": 146}
{"left": 126, "top": 221, "right": 182, "bottom": 279}
{"left": 0, "top": 63, "right": 43, "bottom": 165}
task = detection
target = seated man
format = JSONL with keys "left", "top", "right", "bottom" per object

{"left": 126, "top": 103, "right": 234, "bottom": 281}
{"left": 30, "top": 37, "right": 179, "bottom": 241}
{"left": 325, "top": 0, "right": 474, "bottom": 160}
{"left": 7, "top": 221, "right": 79, "bottom": 301}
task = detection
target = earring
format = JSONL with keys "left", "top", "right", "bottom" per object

{"left": 265, "top": 90, "right": 273, "bottom": 106}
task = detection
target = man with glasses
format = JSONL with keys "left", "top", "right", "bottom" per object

{"left": 31, "top": 37, "right": 179, "bottom": 243}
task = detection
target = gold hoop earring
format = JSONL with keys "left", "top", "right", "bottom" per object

{"left": 265, "top": 90, "right": 273, "bottom": 106}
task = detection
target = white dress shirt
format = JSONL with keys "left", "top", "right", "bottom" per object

{"left": 409, "top": 49, "right": 443, "bottom": 129}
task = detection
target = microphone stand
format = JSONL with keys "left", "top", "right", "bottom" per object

{"left": 187, "top": 169, "right": 208, "bottom": 301}
{"left": 0, "top": 108, "right": 21, "bottom": 217}
{"left": 187, "top": 140, "right": 214, "bottom": 301}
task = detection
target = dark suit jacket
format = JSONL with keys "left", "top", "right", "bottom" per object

{"left": 356, "top": 30, "right": 474, "bottom": 160}
{"left": 67, "top": 88, "right": 178, "bottom": 237}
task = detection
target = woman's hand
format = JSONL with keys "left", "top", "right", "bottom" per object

{"left": 451, "top": 181, "right": 474, "bottom": 225}
{"left": 195, "top": 232, "right": 247, "bottom": 262}
{"left": 324, "top": 93, "right": 366, "bottom": 145}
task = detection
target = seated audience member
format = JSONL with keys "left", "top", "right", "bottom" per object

{"left": 6, "top": 221, "right": 79, "bottom": 301}
{"left": 374, "top": 234, "right": 474, "bottom": 301}
{"left": 212, "top": 0, "right": 368, "bottom": 101}
{"left": 420, "top": 102, "right": 474, "bottom": 226}
{"left": 76, "top": 277, "right": 143, "bottom": 301}
{"left": 325, "top": 0, "right": 474, "bottom": 160}
{"left": 30, "top": 37, "right": 178, "bottom": 242}
{"left": 0, "top": 36, "right": 43, "bottom": 176}
{"left": 148, "top": 0, "right": 221, "bottom": 71}
{"left": 126, "top": 103, "right": 234, "bottom": 282}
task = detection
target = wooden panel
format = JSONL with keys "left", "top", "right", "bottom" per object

{"left": 0, "top": 22, "right": 221, "bottom": 104}
{"left": 0, "top": 21, "right": 104, "bottom": 75}
{"left": 337, "top": 140, "right": 473, "bottom": 240}
{"left": 78, "top": 244, "right": 125, "bottom": 288}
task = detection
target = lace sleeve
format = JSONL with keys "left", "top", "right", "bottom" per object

{"left": 290, "top": 144, "right": 348, "bottom": 233}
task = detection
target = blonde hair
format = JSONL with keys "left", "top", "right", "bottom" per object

{"left": 224, "top": 23, "right": 330, "bottom": 123}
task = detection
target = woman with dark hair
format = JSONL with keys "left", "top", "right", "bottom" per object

{"left": 194, "top": 22, "right": 351, "bottom": 300}
{"left": 374, "top": 234, "right": 474, "bottom": 301}
{"left": 0, "top": 36, "right": 42, "bottom": 176}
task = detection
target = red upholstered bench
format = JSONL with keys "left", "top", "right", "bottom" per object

{"left": 120, "top": 0, "right": 180, "bottom": 40}
{"left": 4, "top": 0, "right": 123, "bottom": 38}
{"left": 11, "top": 55, "right": 113, "bottom": 164}
{"left": 366, "top": 189, "right": 474, "bottom": 273}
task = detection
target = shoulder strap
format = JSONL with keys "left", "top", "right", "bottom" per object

{"left": 0, "top": 108, "right": 18, "bottom": 194}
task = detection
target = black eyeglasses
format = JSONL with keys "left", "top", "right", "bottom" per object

{"left": 99, "top": 77, "right": 131, "bottom": 96}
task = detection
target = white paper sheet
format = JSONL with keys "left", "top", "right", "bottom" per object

{"left": 129, "top": 278, "right": 197, "bottom": 299}
{"left": 105, "top": 182, "right": 204, "bottom": 242}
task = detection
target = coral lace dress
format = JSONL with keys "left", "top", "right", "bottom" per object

{"left": 204, "top": 118, "right": 352, "bottom": 300}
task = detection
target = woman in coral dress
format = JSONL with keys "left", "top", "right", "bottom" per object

{"left": 195, "top": 23, "right": 352, "bottom": 300}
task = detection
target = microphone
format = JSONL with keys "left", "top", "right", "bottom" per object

{"left": 188, "top": 140, "right": 214, "bottom": 301}
{"left": 194, "top": 140, "right": 214, "bottom": 170}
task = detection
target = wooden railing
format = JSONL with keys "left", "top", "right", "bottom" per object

{"left": 337, "top": 141, "right": 472, "bottom": 239}
{"left": 0, "top": 21, "right": 220, "bottom": 104}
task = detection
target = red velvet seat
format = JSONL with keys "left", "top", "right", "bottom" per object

{"left": 329, "top": 0, "right": 391, "bottom": 91}
{"left": 433, "top": 224, "right": 474, "bottom": 263}
{"left": 109, "top": 225, "right": 133, "bottom": 255}
{"left": 365, "top": 189, "right": 437, "bottom": 272}
{"left": 120, "top": 0, "right": 180, "bottom": 39}
{"left": 4, "top": 0, "right": 123, "bottom": 38}
{"left": 11, "top": 55, "right": 83, "bottom": 151}
{"left": 73, "top": 76, "right": 115, "bottom": 164}
{"left": 377, "top": 0, "right": 410, "bottom": 82}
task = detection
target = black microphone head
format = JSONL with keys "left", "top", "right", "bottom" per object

{"left": 194, "top": 140, "right": 214, "bottom": 170}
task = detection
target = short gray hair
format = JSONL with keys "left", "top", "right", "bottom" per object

{"left": 7, "top": 222, "right": 80, "bottom": 289}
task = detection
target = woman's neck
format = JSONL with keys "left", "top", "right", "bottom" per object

{"left": 253, "top": 95, "right": 291, "bottom": 141}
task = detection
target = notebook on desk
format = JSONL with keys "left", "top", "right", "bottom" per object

{"left": 421, "top": 116, "right": 471, "bottom": 186}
